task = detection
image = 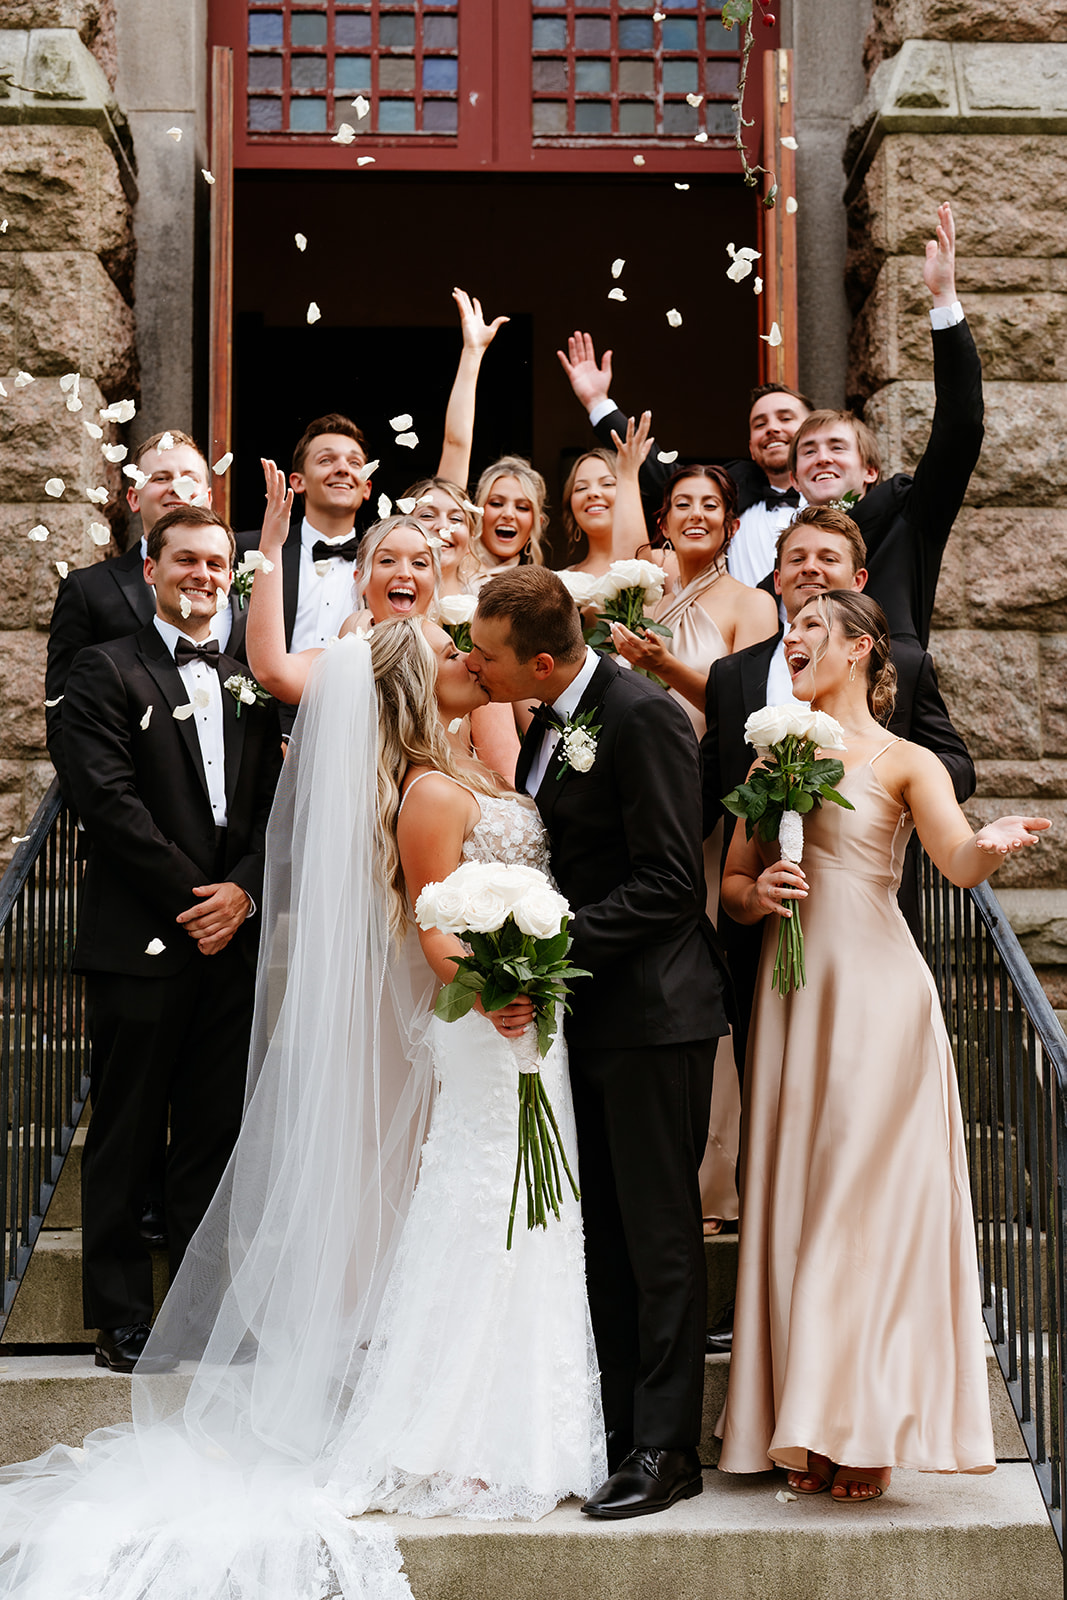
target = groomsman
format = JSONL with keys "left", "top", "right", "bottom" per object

{"left": 63, "top": 505, "right": 281, "bottom": 1371}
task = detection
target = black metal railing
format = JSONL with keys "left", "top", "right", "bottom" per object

{"left": 922, "top": 856, "right": 1067, "bottom": 1572}
{"left": 0, "top": 780, "right": 88, "bottom": 1338}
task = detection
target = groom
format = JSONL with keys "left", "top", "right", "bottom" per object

{"left": 468, "top": 567, "right": 730, "bottom": 1519}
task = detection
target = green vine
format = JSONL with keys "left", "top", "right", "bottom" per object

{"left": 721, "top": 0, "right": 778, "bottom": 208}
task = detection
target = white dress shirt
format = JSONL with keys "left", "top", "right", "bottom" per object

{"left": 524, "top": 646, "right": 600, "bottom": 797}
{"left": 154, "top": 616, "right": 228, "bottom": 826}
{"left": 290, "top": 517, "right": 360, "bottom": 653}
{"left": 728, "top": 492, "right": 807, "bottom": 590}
{"left": 140, "top": 536, "right": 232, "bottom": 650}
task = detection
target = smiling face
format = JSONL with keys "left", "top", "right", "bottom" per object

{"left": 569, "top": 455, "right": 617, "bottom": 542}
{"left": 145, "top": 522, "right": 232, "bottom": 639}
{"left": 774, "top": 526, "right": 866, "bottom": 621}
{"left": 784, "top": 598, "right": 868, "bottom": 703}
{"left": 126, "top": 444, "right": 211, "bottom": 534}
{"left": 479, "top": 474, "right": 536, "bottom": 565}
{"left": 290, "top": 432, "right": 370, "bottom": 523}
{"left": 360, "top": 527, "right": 437, "bottom": 621}
{"left": 791, "top": 420, "right": 878, "bottom": 505}
{"left": 662, "top": 474, "right": 734, "bottom": 568}
{"left": 421, "top": 619, "right": 488, "bottom": 720}
{"left": 748, "top": 391, "right": 809, "bottom": 479}
{"left": 412, "top": 486, "right": 471, "bottom": 580}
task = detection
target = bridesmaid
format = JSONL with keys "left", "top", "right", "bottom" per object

{"left": 609, "top": 420, "right": 779, "bottom": 1232}
{"left": 558, "top": 448, "right": 618, "bottom": 579}
{"left": 402, "top": 477, "right": 480, "bottom": 596}
{"left": 471, "top": 456, "right": 548, "bottom": 575}
{"left": 718, "top": 589, "right": 1049, "bottom": 1502}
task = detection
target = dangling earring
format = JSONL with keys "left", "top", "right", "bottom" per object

{"left": 848, "top": 659, "right": 856, "bottom": 683}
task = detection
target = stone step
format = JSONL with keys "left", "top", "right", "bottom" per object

{"left": 0, "top": 1347, "right": 1030, "bottom": 1471}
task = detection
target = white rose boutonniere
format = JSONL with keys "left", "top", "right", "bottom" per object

{"left": 223, "top": 673, "right": 271, "bottom": 718}
{"left": 556, "top": 710, "right": 601, "bottom": 780}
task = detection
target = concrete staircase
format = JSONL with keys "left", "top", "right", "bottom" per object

{"left": 0, "top": 1115, "right": 1060, "bottom": 1598}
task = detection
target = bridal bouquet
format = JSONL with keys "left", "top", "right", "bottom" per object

{"left": 415, "top": 862, "right": 590, "bottom": 1247}
{"left": 437, "top": 593, "right": 477, "bottom": 653}
{"left": 722, "top": 705, "right": 854, "bottom": 996}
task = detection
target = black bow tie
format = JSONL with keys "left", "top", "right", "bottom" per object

{"left": 173, "top": 637, "right": 221, "bottom": 669}
{"left": 310, "top": 538, "right": 359, "bottom": 563}
{"left": 759, "top": 487, "right": 801, "bottom": 511}
{"left": 530, "top": 702, "right": 564, "bottom": 734}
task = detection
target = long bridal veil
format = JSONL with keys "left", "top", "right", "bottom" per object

{"left": 0, "top": 637, "right": 438, "bottom": 1600}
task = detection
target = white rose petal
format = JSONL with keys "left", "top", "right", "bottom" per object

{"left": 438, "top": 593, "right": 477, "bottom": 625}
{"left": 66, "top": 396, "right": 83, "bottom": 413}
{"left": 55, "top": 560, "right": 69, "bottom": 579}
{"left": 179, "top": 594, "right": 192, "bottom": 618}
{"left": 313, "top": 559, "right": 330, "bottom": 578}
{"left": 694, "top": 130, "right": 709, "bottom": 144}
{"left": 611, "top": 257, "right": 625, "bottom": 278}
{"left": 89, "top": 522, "right": 112, "bottom": 546}
{"left": 295, "top": 232, "right": 307, "bottom": 251}
{"left": 306, "top": 301, "right": 322, "bottom": 325}
{"left": 145, "top": 937, "right": 166, "bottom": 955}
{"left": 191, "top": 492, "right": 211, "bottom": 508}
{"left": 332, "top": 123, "right": 356, "bottom": 145}
{"left": 776, "top": 1489, "right": 799, "bottom": 1504}
{"left": 44, "top": 695, "right": 64, "bottom": 707}
{"left": 447, "top": 717, "right": 464, "bottom": 735}
{"left": 462, "top": 499, "right": 483, "bottom": 516}
{"left": 215, "top": 586, "right": 229, "bottom": 612}
{"left": 212, "top": 452, "right": 233, "bottom": 475}
{"left": 102, "top": 444, "right": 128, "bottom": 463}
{"left": 166, "top": 127, "right": 182, "bottom": 142}
{"left": 781, "top": 135, "right": 798, "bottom": 151}
{"left": 0, "top": 381, "right": 9, "bottom": 396}
{"left": 85, "top": 485, "right": 108, "bottom": 505}
{"left": 395, "top": 496, "right": 417, "bottom": 514}
{"left": 666, "top": 308, "right": 682, "bottom": 327}
{"left": 99, "top": 398, "right": 136, "bottom": 423}
{"left": 353, "top": 95, "right": 370, "bottom": 120}
{"left": 390, "top": 413, "right": 413, "bottom": 432}
{"left": 59, "top": 373, "right": 79, "bottom": 394}
{"left": 395, "top": 431, "right": 418, "bottom": 449}
{"left": 632, "top": 154, "right": 646, "bottom": 166}
{"left": 377, "top": 493, "right": 392, "bottom": 518}
{"left": 0, "top": 220, "right": 7, "bottom": 233}
{"left": 356, "top": 156, "right": 375, "bottom": 167}
{"left": 44, "top": 478, "right": 64, "bottom": 498}
{"left": 760, "top": 322, "right": 783, "bottom": 347}
{"left": 357, "top": 458, "right": 379, "bottom": 482}
{"left": 123, "top": 466, "right": 150, "bottom": 490}
{"left": 417, "top": 493, "right": 434, "bottom": 505}
{"left": 172, "top": 702, "right": 195, "bottom": 720}
{"left": 608, "top": 287, "right": 627, "bottom": 303}
{"left": 27, "top": 525, "right": 49, "bottom": 542}
{"left": 140, "top": 705, "right": 153, "bottom": 729}
{"left": 84, "top": 421, "right": 104, "bottom": 439}
{"left": 171, "top": 474, "right": 199, "bottom": 502}
{"left": 11, "top": 836, "right": 30, "bottom": 845}
{"left": 653, "top": 10, "right": 665, "bottom": 20}
{"left": 658, "top": 449, "right": 678, "bottom": 464}
{"left": 239, "top": 550, "right": 274, "bottom": 574}
{"left": 158, "top": 431, "right": 174, "bottom": 451}
{"left": 785, "top": 196, "right": 798, "bottom": 215}
{"left": 14, "top": 371, "right": 34, "bottom": 389}
{"left": 674, "top": 182, "right": 690, "bottom": 191}
{"left": 202, "top": 168, "right": 216, "bottom": 185}
{"left": 557, "top": 570, "right": 601, "bottom": 607}
{"left": 686, "top": 93, "right": 704, "bottom": 107}
{"left": 754, "top": 276, "right": 764, "bottom": 295}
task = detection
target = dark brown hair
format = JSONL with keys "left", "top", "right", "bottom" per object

{"left": 146, "top": 505, "right": 236, "bottom": 568}
{"left": 291, "top": 413, "right": 368, "bottom": 475}
{"left": 654, "top": 464, "right": 739, "bottom": 550}
{"left": 474, "top": 566, "right": 585, "bottom": 664}
{"left": 775, "top": 505, "right": 867, "bottom": 577}
{"left": 810, "top": 590, "right": 897, "bottom": 723}
{"left": 748, "top": 381, "right": 815, "bottom": 414}
{"left": 787, "top": 408, "right": 882, "bottom": 481}
{"left": 561, "top": 447, "right": 617, "bottom": 548}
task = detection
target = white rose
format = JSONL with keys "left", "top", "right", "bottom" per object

{"left": 808, "top": 710, "right": 847, "bottom": 752}
{"left": 438, "top": 593, "right": 477, "bottom": 626}
{"left": 558, "top": 570, "right": 601, "bottom": 607}
{"left": 480, "top": 864, "right": 541, "bottom": 907}
{"left": 463, "top": 886, "right": 511, "bottom": 933}
{"left": 416, "top": 879, "right": 469, "bottom": 933}
{"left": 607, "top": 558, "right": 663, "bottom": 596}
{"left": 414, "top": 882, "right": 439, "bottom": 930}
{"left": 563, "top": 728, "right": 597, "bottom": 773}
{"left": 594, "top": 570, "right": 623, "bottom": 604}
{"left": 513, "top": 885, "right": 569, "bottom": 940}
{"left": 743, "top": 704, "right": 795, "bottom": 752}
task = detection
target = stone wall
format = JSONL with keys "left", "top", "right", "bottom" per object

{"left": 845, "top": 12, "right": 1067, "bottom": 1003}
{"left": 0, "top": 8, "right": 136, "bottom": 864}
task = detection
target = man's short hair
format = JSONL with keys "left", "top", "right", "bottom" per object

{"left": 132, "top": 430, "right": 207, "bottom": 471}
{"left": 787, "top": 408, "right": 882, "bottom": 481}
{"left": 475, "top": 567, "right": 585, "bottom": 664}
{"left": 775, "top": 505, "right": 867, "bottom": 577}
{"left": 146, "top": 505, "right": 236, "bottom": 568}
{"left": 291, "top": 414, "right": 368, "bottom": 475}
{"left": 749, "top": 381, "right": 815, "bottom": 414}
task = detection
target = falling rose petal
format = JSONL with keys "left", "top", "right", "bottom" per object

{"left": 674, "top": 182, "right": 690, "bottom": 191}
{"left": 396, "top": 497, "right": 417, "bottom": 514}
{"left": 167, "top": 127, "right": 182, "bottom": 142}
{"left": 179, "top": 594, "right": 192, "bottom": 618}
{"left": 140, "top": 705, "right": 153, "bottom": 730}
{"left": 760, "top": 322, "right": 784, "bottom": 347}
{"left": 100, "top": 398, "right": 136, "bottom": 423}
{"left": 213, "top": 451, "right": 233, "bottom": 475}
{"left": 356, "top": 156, "right": 375, "bottom": 167}
{"left": 611, "top": 257, "right": 625, "bottom": 279}
{"left": 307, "top": 301, "right": 322, "bottom": 325}
{"left": 215, "top": 587, "right": 228, "bottom": 612}
{"left": 666, "top": 308, "right": 683, "bottom": 327}
{"left": 775, "top": 1489, "right": 798, "bottom": 1504}
{"left": 754, "top": 276, "right": 764, "bottom": 295}
{"left": 447, "top": 718, "right": 464, "bottom": 734}
{"left": 14, "top": 371, "right": 34, "bottom": 388}
{"left": 378, "top": 493, "right": 392, "bottom": 518}
{"left": 11, "top": 836, "right": 30, "bottom": 846}
{"left": 462, "top": 500, "right": 484, "bottom": 516}
{"left": 66, "top": 396, "right": 83, "bottom": 413}
{"left": 357, "top": 458, "right": 379, "bottom": 482}
{"left": 658, "top": 450, "right": 678, "bottom": 464}
{"left": 653, "top": 10, "right": 665, "bottom": 18}
{"left": 694, "top": 130, "right": 709, "bottom": 144}
{"left": 27, "top": 525, "right": 49, "bottom": 542}
{"left": 191, "top": 492, "right": 211, "bottom": 508}
{"left": 44, "top": 696, "right": 63, "bottom": 707}
{"left": 102, "top": 443, "right": 128, "bottom": 463}
{"left": 89, "top": 522, "right": 112, "bottom": 546}
{"left": 781, "top": 135, "right": 798, "bottom": 150}
{"left": 158, "top": 431, "right": 175, "bottom": 451}
{"left": 0, "top": 220, "right": 7, "bottom": 233}
{"left": 390, "top": 413, "right": 413, "bottom": 432}
{"left": 632, "top": 154, "right": 646, "bottom": 167}
{"left": 295, "top": 232, "right": 307, "bottom": 252}
{"left": 202, "top": 169, "right": 216, "bottom": 185}
{"left": 123, "top": 466, "right": 150, "bottom": 491}
{"left": 171, "top": 474, "right": 199, "bottom": 501}
{"left": 59, "top": 373, "right": 79, "bottom": 393}
{"left": 85, "top": 485, "right": 109, "bottom": 504}
{"left": 608, "top": 288, "right": 627, "bottom": 302}
{"left": 145, "top": 937, "right": 166, "bottom": 954}
{"left": 394, "top": 432, "right": 418, "bottom": 449}
{"left": 55, "top": 561, "right": 69, "bottom": 579}
{"left": 239, "top": 550, "right": 274, "bottom": 574}
{"left": 686, "top": 93, "right": 704, "bottom": 107}
{"left": 172, "top": 703, "right": 194, "bottom": 721}
{"left": 44, "top": 478, "right": 65, "bottom": 497}
{"left": 416, "top": 493, "right": 434, "bottom": 505}
{"left": 353, "top": 95, "right": 370, "bottom": 120}
{"left": 785, "top": 196, "right": 798, "bottom": 214}
{"left": 85, "top": 421, "right": 104, "bottom": 439}
{"left": 332, "top": 123, "right": 356, "bottom": 145}
{"left": 313, "top": 559, "right": 330, "bottom": 577}
{"left": 0, "top": 382, "right": 7, "bottom": 397}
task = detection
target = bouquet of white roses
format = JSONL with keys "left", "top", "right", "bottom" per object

{"left": 437, "top": 593, "right": 477, "bottom": 654}
{"left": 722, "top": 704, "right": 854, "bottom": 996}
{"left": 415, "top": 861, "right": 590, "bottom": 1247}
{"left": 560, "top": 561, "right": 673, "bottom": 684}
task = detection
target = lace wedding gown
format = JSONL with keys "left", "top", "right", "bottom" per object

{"left": 0, "top": 642, "right": 604, "bottom": 1600}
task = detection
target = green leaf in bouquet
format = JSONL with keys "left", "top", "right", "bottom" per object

{"left": 756, "top": 811, "right": 780, "bottom": 845}
{"left": 434, "top": 979, "right": 482, "bottom": 1022}
{"left": 806, "top": 758, "right": 846, "bottom": 784}
{"left": 534, "top": 928, "right": 572, "bottom": 966}
{"left": 536, "top": 1005, "right": 558, "bottom": 1059}
{"left": 819, "top": 785, "right": 856, "bottom": 809}
{"left": 481, "top": 976, "right": 521, "bottom": 1015}
{"left": 466, "top": 931, "right": 497, "bottom": 968}
{"left": 643, "top": 621, "right": 673, "bottom": 639}
{"left": 585, "top": 620, "right": 612, "bottom": 650}
{"left": 792, "top": 790, "right": 814, "bottom": 813}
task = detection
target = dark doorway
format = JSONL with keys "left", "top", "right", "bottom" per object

{"left": 232, "top": 169, "right": 759, "bottom": 557}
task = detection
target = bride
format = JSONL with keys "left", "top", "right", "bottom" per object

{"left": 0, "top": 617, "right": 604, "bottom": 1597}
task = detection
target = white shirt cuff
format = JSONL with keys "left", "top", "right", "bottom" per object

{"left": 929, "top": 301, "right": 964, "bottom": 330}
{"left": 588, "top": 398, "right": 617, "bottom": 427}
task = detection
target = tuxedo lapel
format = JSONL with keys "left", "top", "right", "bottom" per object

{"left": 218, "top": 655, "right": 248, "bottom": 813}
{"left": 536, "top": 654, "right": 615, "bottom": 833}
{"left": 739, "top": 633, "right": 779, "bottom": 717}
{"left": 226, "top": 597, "right": 248, "bottom": 659}
{"left": 112, "top": 545, "right": 156, "bottom": 626}
{"left": 282, "top": 530, "right": 302, "bottom": 646}
{"left": 136, "top": 625, "right": 212, "bottom": 804}
{"left": 514, "top": 717, "right": 542, "bottom": 797}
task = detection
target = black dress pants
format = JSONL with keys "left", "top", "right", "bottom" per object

{"left": 81, "top": 942, "right": 254, "bottom": 1329}
{"left": 568, "top": 1038, "right": 716, "bottom": 1455}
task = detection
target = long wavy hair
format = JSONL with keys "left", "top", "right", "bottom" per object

{"left": 371, "top": 617, "right": 499, "bottom": 939}
{"left": 402, "top": 476, "right": 481, "bottom": 590}
{"left": 356, "top": 515, "right": 442, "bottom": 616}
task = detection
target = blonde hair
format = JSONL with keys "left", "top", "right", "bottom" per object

{"left": 561, "top": 448, "right": 617, "bottom": 549}
{"left": 472, "top": 455, "right": 548, "bottom": 568}
{"left": 810, "top": 590, "right": 897, "bottom": 724}
{"left": 371, "top": 617, "right": 500, "bottom": 940}
{"left": 403, "top": 476, "right": 481, "bottom": 589}
{"left": 356, "top": 515, "right": 442, "bottom": 608}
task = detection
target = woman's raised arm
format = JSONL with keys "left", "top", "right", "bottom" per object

{"left": 437, "top": 288, "right": 510, "bottom": 487}
{"left": 245, "top": 458, "right": 321, "bottom": 705}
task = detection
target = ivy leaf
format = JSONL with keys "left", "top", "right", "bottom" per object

{"left": 721, "top": 0, "right": 752, "bottom": 28}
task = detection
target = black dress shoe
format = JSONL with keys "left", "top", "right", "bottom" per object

{"left": 95, "top": 1324, "right": 176, "bottom": 1373}
{"left": 139, "top": 1200, "right": 168, "bottom": 1249}
{"left": 706, "top": 1297, "right": 734, "bottom": 1355}
{"left": 581, "top": 1446, "right": 703, "bottom": 1519}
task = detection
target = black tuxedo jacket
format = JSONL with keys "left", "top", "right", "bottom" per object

{"left": 235, "top": 513, "right": 306, "bottom": 649}
{"left": 45, "top": 543, "right": 249, "bottom": 805}
{"left": 63, "top": 624, "right": 281, "bottom": 980}
{"left": 516, "top": 654, "right": 730, "bottom": 1051}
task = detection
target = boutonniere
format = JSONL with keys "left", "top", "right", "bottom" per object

{"left": 556, "top": 710, "right": 601, "bottom": 780}
{"left": 223, "top": 673, "right": 271, "bottom": 718}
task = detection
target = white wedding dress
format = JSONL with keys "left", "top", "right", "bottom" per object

{"left": 0, "top": 639, "right": 604, "bottom": 1600}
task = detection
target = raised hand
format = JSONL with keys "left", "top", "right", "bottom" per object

{"left": 973, "top": 815, "right": 1050, "bottom": 856}
{"left": 610, "top": 411, "right": 654, "bottom": 478}
{"left": 260, "top": 458, "right": 295, "bottom": 553}
{"left": 923, "top": 201, "right": 957, "bottom": 307}
{"left": 557, "top": 330, "right": 613, "bottom": 412}
{"left": 453, "top": 287, "right": 509, "bottom": 354}
{"left": 608, "top": 619, "right": 669, "bottom": 675}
